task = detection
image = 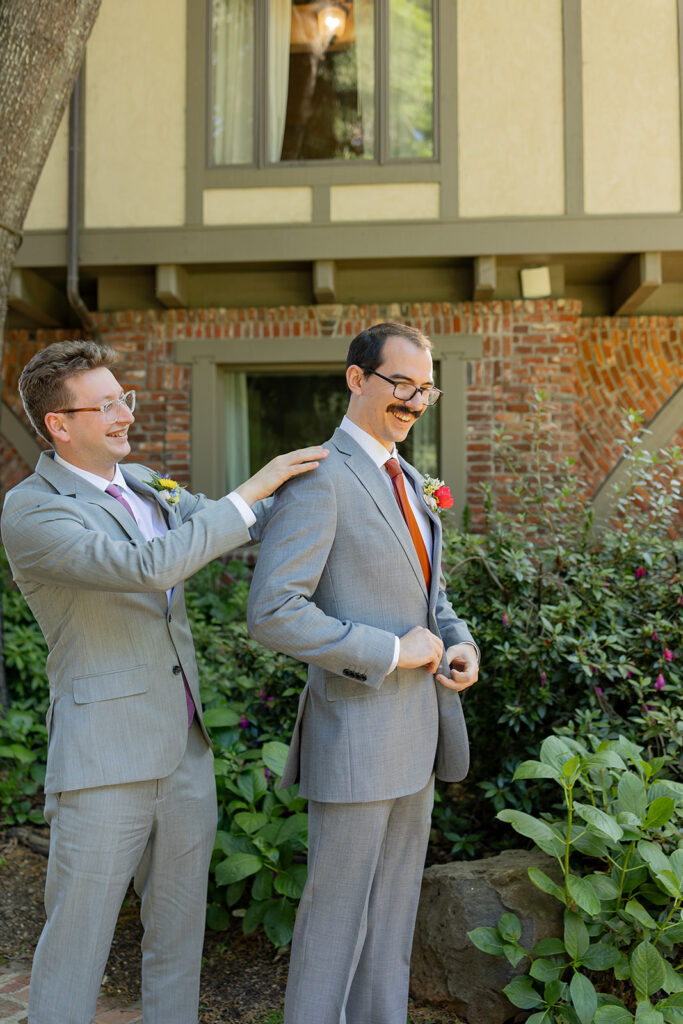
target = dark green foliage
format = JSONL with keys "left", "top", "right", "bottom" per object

{"left": 434, "top": 397, "right": 682, "bottom": 857}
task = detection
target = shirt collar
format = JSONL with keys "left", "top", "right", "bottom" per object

{"left": 340, "top": 415, "right": 396, "bottom": 470}
{"left": 53, "top": 453, "right": 128, "bottom": 493}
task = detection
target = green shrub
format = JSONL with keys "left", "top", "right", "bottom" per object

{"left": 469, "top": 732, "right": 683, "bottom": 1023}
{"left": 436, "top": 396, "right": 682, "bottom": 856}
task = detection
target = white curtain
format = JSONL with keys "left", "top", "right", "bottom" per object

{"left": 268, "top": 0, "right": 292, "bottom": 162}
{"left": 224, "top": 373, "right": 251, "bottom": 492}
{"left": 212, "top": 0, "right": 254, "bottom": 165}
{"left": 354, "top": 0, "right": 375, "bottom": 157}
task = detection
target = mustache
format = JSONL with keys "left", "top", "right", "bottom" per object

{"left": 387, "top": 404, "right": 421, "bottom": 420}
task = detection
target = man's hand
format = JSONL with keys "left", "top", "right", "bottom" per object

{"left": 398, "top": 626, "right": 444, "bottom": 674}
{"left": 435, "top": 643, "right": 479, "bottom": 692}
{"left": 235, "top": 447, "right": 329, "bottom": 506}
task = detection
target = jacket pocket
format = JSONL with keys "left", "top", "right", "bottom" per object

{"left": 72, "top": 664, "right": 148, "bottom": 704}
{"left": 325, "top": 671, "right": 399, "bottom": 702}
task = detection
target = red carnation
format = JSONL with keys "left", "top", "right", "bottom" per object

{"left": 434, "top": 485, "right": 454, "bottom": 510}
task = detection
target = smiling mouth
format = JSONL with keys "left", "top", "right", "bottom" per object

{"left": 388, "top": 405, "right": 419, "bottom": 424}
{"left": 108, "top": 429, "right": 128, "bottom": 439}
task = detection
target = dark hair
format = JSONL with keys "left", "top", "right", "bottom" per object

{"left": 18, "top": 340, "right": 119, "bottom": 443}
{"left": 346, "top": 322, "right": 433, "bottom": 378}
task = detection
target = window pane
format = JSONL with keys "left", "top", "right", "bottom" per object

{"left": 275, "top": 0, "right": 375, "bottom": 161}
{"left": 388, "top": 0, "right": 434, "bottom": 159}
{"left": 211, "top": 0, "right": 254, "bottom": 165}
{"left": 226, "top": 368, "right": 439, "bottom": 484}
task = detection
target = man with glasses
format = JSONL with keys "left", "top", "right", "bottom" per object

{"left": 1, "top": 340, "right": 326, "bottom": 1024}
{"left": 248, "top": 322, "right": 479, "bottom": 1024}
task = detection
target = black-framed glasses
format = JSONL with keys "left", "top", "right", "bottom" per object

{"left": 53, "top": 390, "right": 136, "bottom": 423}
{"left": 362, "top": 369, "right": 442, "bottom": 407}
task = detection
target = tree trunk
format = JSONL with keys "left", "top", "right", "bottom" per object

{"left": 0, "top": 0, "right": 102, "bottom": 709}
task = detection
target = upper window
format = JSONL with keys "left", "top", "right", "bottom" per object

{"left": 210, "top": 0, "right": 436, "bottom": 166}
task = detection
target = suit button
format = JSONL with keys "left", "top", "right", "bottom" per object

{"left": 168, "top": 614, "right": 172, "bottom": 623}
{"left": 172, "top": 665, "right": 182, "bottom": 675}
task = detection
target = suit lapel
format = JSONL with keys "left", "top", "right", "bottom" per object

{"left": 332, "top": 429, "right": 429, "bottom": 599}
{"left": 121, "top": 466, "right": 179, "bottom": 529}
{"left": 35, "top": 451, "right": 143, "bottom": 540}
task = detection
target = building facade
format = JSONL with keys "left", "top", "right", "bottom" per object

{"left": 2, "top": 0, "right": 683, "bottom": 522}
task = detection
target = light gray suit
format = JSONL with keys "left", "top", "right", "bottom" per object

{"left": 247, "top": 428, "right": 476, "bottom": 1024}
{"left": 1, "top": 451, "right": 256, "bottom": 1024}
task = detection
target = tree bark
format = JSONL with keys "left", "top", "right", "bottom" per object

{"left": 0, "top": 0, "right": 102, "bottom": 709}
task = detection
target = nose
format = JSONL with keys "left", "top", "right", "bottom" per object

{"left": 117, "top": 399, "right": 135, "bottom": 424}
{"left": 406, "top": 389, "right": 425, "bottom": 411}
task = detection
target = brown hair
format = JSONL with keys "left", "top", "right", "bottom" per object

{"left": 18, "top": 340, "right": 119, "bottom": 443}
{"left": 346, "top": 322, "right": 433, "bottom": 377}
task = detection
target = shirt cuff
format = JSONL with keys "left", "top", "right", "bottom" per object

{"left": 227, "top": 491, "right": 256, "bottom": 528}
{"left": 387, "top": 636, "right": 400, "bottom": 675}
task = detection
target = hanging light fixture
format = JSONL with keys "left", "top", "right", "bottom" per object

{"left": 317, "top": 3, "right": 347, "bottom": 40}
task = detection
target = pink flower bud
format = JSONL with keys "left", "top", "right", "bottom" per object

{"left": 654, "top": 675, "right": 666, "bottom": 692}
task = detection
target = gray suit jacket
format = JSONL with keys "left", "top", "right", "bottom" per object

{"left": 247, "top": 428, "right": 476, "bottom": 803}
{"left": 1, "top": 451, "right": 253, "bottom": 795}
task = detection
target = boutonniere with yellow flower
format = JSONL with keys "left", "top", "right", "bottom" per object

{"left": 422, "top": 476, "right": 454, "bottom": 517}
{"left": 145, "top": 472, "right": 183, "bottom": 506}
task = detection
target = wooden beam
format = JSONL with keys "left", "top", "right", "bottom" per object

{"left": 613, "top": 252, "right": 662, "bottom": 315}
{"left": 155, "top": 264, "right": 189, "bottom": 308}
{"left": 8, "top": 269, "right": 69, "bottom": 327}
{"left": 313, "top": 260, "right": 336, "bottom": 303}
{"left": 473, "top": 256, "right": 496, "bottom": 301}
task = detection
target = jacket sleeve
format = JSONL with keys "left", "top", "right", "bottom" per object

{"left": 247, "top": 467, "right": 396, "bottom": 688}
{"left": 1, "top": 487, "right": 251, "bottom": 593}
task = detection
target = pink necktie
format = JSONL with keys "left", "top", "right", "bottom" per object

{"left": 385, "top": 458, "right": 432, "bottom": 591}
{"left": 105, "top": 482, "right": 195, "bottom": 727}
{"left": 105, "top": 483, "right": 137, "bottom": 521}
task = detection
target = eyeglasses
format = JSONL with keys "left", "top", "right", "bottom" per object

{"left": 362, "top": 369, "right": 442, "bottom": 407}
{"left": 54, "top": 390, "right": 136, "bottom": 423}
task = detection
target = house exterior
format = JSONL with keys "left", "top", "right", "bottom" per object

{"left": 2, "top": 0, "right": 682, "bottom": 524}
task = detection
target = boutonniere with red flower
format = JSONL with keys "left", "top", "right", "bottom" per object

{"left": 145, "top": 472, "right": 183, "bottom": 506}
{"left": 422, "top": 476, "right": 454, "bottom": 517}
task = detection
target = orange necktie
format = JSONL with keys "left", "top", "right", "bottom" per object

{"left": 385, "top": 458, "right": 431, "bottom": 591}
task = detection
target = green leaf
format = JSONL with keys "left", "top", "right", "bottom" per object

{"left": 215, "top": 852, "right": 263, "bottom": 886}
{"left": 262, "top": 741, "right": 289, "bottom": 777}
{"left": 276, "top": 813, "right": 309, "bottom": 846}
{"left": 631, "top": 941, "right": 667, "bottom": 998}
{"left": 251, "top": 867, "right": 273, "bottom": 901}
{"left": 273, "top": 864, "right": 307, "bottom": 900}
{"left": 585, "top": 873, "right": 620, "bottom": 901}
{"left": 564, "top": 910, "right": 590, "bottom": 961}
{"left": 670, "top": 850, "right": 683, "bottom": 886}
{"left": 242, "top": 899, "right": 268, "bottom": 934}
{"left": 662, "top": 961, "right": 683, "bottom": 995}
{"left": 533, "top": 937, "right": 567, "bottom": 957}
{"left": 634, "top": 1003, "right": 664, "bottom": 1024}
{"left": 654, "top": 870, "right": 682, "bottom": 900}
{"left": 530, "top": 958, "right": 565, "bottom": 982}
{"left": 582, "top": 943, "right": 623, "bottom": 971}
{"left": 624, "top": 899, "right": 658, "bottom": 931}
{"left": 503, "top": 975, "right": 544, "bottom": 1010}
{"left": 202, "top": 706, "right": 241, "bottom": 728}
{"left": 529, "top": 867, "right": 566, "bottom": 902}
{"left": 503, "top": 943, "right": 526, "bottom": 967}
{"left": 263, "top": 899, "right": 296, "bottom": 947}
{"left": 594, "top": 1006, "right": 634, "bottom": 1024}
{"left": 540, "top": 735, "right": 577, "bottom": 769}
{"left": 497, "top": 810, "right": 565, "bottom": 858}
{"left": 570, "top": 972, "right": 598, "bottom": 1024}
{"left": 567, "top": 873, "right": 602, "bottom": 916}
{"left": 574, "top": 802, "right": 623, "bottom": 843}
{"left": 498, "top": 912, "right": 523, "bottom": 942}
{"left": 205, "top": 902, "right": 231, "bottom": 931}
{"left": 514, "top": 759, "right": 561, "bottom": 781}
{"left": 234, "top": 811, "right": 269, "bottom": 835}
{"left": 618, "top": 772, "right": 647, "bottom": 818}
{"left": 469, "top": 926, "right": 505, "bottom": 956}
{"left": 562, "top": 756, "right": 582, "bottom": 781}
{"left": 645, "top": 797, "right": 675, "bottom": 829}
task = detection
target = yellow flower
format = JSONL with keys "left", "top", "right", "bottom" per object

{"left": 157, "top": 477, "right": 179, "bottom": 489}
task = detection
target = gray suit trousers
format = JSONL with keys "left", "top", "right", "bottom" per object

{"left": 28, "top": 723, "right": 216, "bottom": 1024}
{"left": 284, "top": 776, "right": 435, "bottom": 1024}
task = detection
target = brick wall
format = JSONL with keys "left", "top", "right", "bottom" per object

{"left": 2, "top": 302, "right": 680, "bottom": 522}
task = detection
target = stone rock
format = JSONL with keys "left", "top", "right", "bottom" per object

{"left": 410, "top": 849, "right": 564, "bottom": 1024}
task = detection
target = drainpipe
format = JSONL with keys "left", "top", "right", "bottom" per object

{"left": 67, "top": 68, "right": 101, "bottom": 343}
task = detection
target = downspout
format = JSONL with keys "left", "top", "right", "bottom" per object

{"left": 67, "top": 68, "right": 101, "bottom": 343}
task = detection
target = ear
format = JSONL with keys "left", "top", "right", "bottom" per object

{"left": 346, "top": 364, "right": 366, "bottom": 397}
{"left": 43, "top": 411, "right": 70, "bottom": 444}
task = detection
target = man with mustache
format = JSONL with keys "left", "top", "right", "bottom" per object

{"left": 248, "top": 321, "right": 479, "bottom": 1024}
{"left": 1, "top": 339, "right": 327, "bottom": 1024}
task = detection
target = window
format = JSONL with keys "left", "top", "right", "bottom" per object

{"left": 223, "top": 368, "right": 440, "bottom": 490}
{"left": 210, "top": 0, "right": 436, "bottom": 166}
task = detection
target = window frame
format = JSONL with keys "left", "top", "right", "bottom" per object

{"left": 203, "top": 0, "right": 441, "bottom": 176}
